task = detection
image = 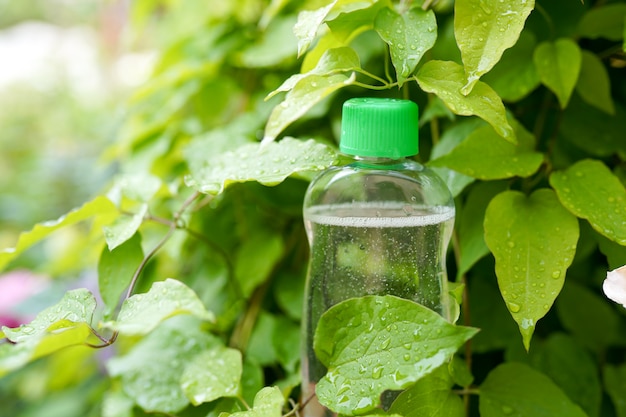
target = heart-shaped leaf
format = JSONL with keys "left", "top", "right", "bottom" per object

{"left": 484, "top": 189, "right": 579, "bottom": 350}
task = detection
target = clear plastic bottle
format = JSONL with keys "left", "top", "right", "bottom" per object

{"left": 301, "top": 98, "right": 455, "bottom": 417}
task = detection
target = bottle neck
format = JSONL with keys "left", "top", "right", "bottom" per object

{"left": 348, "top": 154, "right": 417, "bottom": 169}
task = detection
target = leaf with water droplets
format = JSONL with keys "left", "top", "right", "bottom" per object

{"left": 374, "top": 7, "right": 437, "bottom": 85}
{"left": 2, "top": 289, "right": 96, "bottom": 344}
{"left": 293, "top": 2, "right": 336, "bottom": 57}
{"left": 185, "top": 137, "right": 337, "bottom": 194}
{"left": 454, "top": 0, "right": 535, "bottom": 94}
{"left": 314, "top": 295, "right": 477, "bottom": 415}
{"left": 103, "top": 204, "right": 147, "bottom": 251}
{"left": 484, "top": 189, "right": 579, "bottom": 350}
{"left": 263, "top": 73, "right": 356, "bottom": 143}
{"left": 429, "top": 117, "right": 543, "bottom": 179}
{"left": 181, "top": 347, "right": 242, "bottom": 405}
{"left": 480, "top": 363, "right": 588, "bottom": 417}
{"left": 220, "top": 386, "right": 285, "bottom": 417}
{"left": 0, "top": 196, "right": 117, "bottom": 272}
{"left": 107, "top": 316, "right": 221, "bottom": 413}
{"left": 389, "top": 364, "right": 464, "bottom": 417}
{"left": 0, "top": 289, "right": 97, "bottom": 376}
{"left": 266, "top": 47, "right": 360, "bottom": 100}
{"left": 533, "top": 38, "right": 582, "bottom": 109}
{"left": 416, "top": 60, "right": 515, "bottom": 142}
{"left": 101, "top": 278, "right": 214, "bottom": 335}
{"left": 550, "top": 159, "right": 626, "bottom": 245}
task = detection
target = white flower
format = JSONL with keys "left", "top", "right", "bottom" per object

{"left": 603, "top": 265, "right": 626, "bottom": 308}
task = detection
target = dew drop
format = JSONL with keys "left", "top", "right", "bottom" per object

{"left": 403, "top": 353, "right": 411, "bottom": 361}
{"left": 551, "top": 270, "right": 561, "bottom": 279}
{"left": 381, "top": 337, "right": 391, "bottom": 349}
{"left": 372, "top": 365, "right": 384, "bottom": 379}
{"left": 403, "top": 343, "right": 412, "bottom": 350}
{"left": 502, "top": 405, "right": 514, "bottom": 415}
{"left": 507, "top": 302, "right": 521, "bottom": 313}
{"left": 507, "top": 241, "right": 515, "bottom": 248}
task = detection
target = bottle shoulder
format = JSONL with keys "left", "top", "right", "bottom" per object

{"left": 305, "top": 159, "right": 454, "bottom": 209}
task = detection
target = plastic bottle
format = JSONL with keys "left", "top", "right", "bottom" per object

{"left": 301, "top": 97, "right": 455, "bottom": 417}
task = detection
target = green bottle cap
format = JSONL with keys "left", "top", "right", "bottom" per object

{"left": 340, "top": 97, "right": 419, "bottom": 158}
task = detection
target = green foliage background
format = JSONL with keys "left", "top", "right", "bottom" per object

{"left": 1, "top": 1, "right": 626, "bottom": 417}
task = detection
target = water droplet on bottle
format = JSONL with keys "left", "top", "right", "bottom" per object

{"left": 507, "top": 302, "right": 521, "bottom": 313}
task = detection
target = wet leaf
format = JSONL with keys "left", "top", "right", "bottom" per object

{"left": 454, "top": 0, "right": 535, "bottom": 93}
{"left": 388, "top": 365, "right": 464, "bottom": 417}
{"left": 314, "top": 295, "right": 477, "bottom": 415}
{"left": 220, "top": 386, "right": 284, "bottom": 417}
{"left": 185, "top": 137, "right": 337, "bottom": 194}
{"left": 263, "top": 73, "right": 356, "bottom": 142}
{"left": 267, "top": 47, "right": 360, "bottom": 99}
{"left": 102, "top": 279, "right": 214, "bottom": 335}
{"left": 484, "top": 189, "right": 579, "bottom": 350}
{"left": 2, "top": 289, "right": 96, "bottom": 343}
{"left": 107, "top": 317, "right": 221, "bottom": 413}
{"left": 416, "top": 60, "right": 515, "bottom": 141}
{"left": 480, "top": 363, "right": 588, "bottom": 417}
{"left": 103, "top": 204, "right": 147, "bottom": 251}
{"left": 533, "top": 38, "right": 582, "bottom": 109}
{"left": 181, "top": 347, "right": 242, "bottom": 405}
{"left": 374, "top": 7, "right": 437, "bottom": 85}
{"left": 430, "top": 117, "right": 542, "bottom": 179}
{"left": 550, "top": 159, "right": 626, "bottom": 245}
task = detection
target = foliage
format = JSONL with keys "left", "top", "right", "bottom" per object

{"left": 1, "top": 0, "right": 626, "bottom": 417}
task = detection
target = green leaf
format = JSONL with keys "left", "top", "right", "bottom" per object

{"left": 181, "top": 347, "right": 242, "bottom": 405}
{"left": 103, "top": 204, "right": 147, "bottom": 251}
{"left": 374, "top": 7, "right": 437, "bottom": 85}
{"left": 480, "top": 362, "right": 588, "bottom": 417}
{"left": 430, "top": 117, "right": 543, "bottom": 179}
{"left": 0, "top": 289, "right": 97, "bottom": 376}
{"left": 235, "top": 231, "right": 284, "bottom": 298}
{"left": 577, "top": 4, "right": 626, "bottom": 41}
{"left": 107, "top": 316, "right": 220, "bottom": 413}
{"left": 482, "top": 31, "right": 541, "bottom": 102}
{"left": 102, "top": 278, "right": 214, "bottom": 335}
{"left": 388, "top": 365, "right": 464, "bottom": 417}
{"left": 263, "top": 73, "right": 356, "bottom": 142}
{"left": 533, "top": 38, "right": 582, "bottom": 109}
{"left": 220, "top": 386, "right": 284, "bottom": 417}
{"left": 314, "top": 295, "right": 478, "bottom": 415}
{"left": 456, "top": 181, "right": 507, "bottom": 278}
{"left": 2, "top": 289, "right": 96, "bottom": 343}
{"left": 604, "top": 364, "right": 626, "bottom": 417}
{"left": 0, "top": 196, "right": 116, "bottom": 271}
{"left": 560, "top": 98, "right": 626, "bottom": 157}
{"left": 454, "top": 0, "right": 535, "bottom": 94}
{"left": 294, "top": 2, "right": 337, "bottom": 57}
{"left": 550, "top": 159, "right": 626, "bottom": 245}
{"left": 102, "top": 390, "right": 134, "bottom": 417}
{"left": 483, "top": 189, "right": 579, "bottom": 350}
{"left": 238, "top": 16, "right": 298, "bottom": 68}
{"left": 555, "top": 281, "right": 620, "bottom": 352}
{"left": 416, "top": 60, "right": 515, "bottom": 141}
{"left": 109, "top": 173, "right": 162, "bottom": 203}
{"left": 531, "top": 334, "right": 601, "bottom": 417}
{"left": 0, "top": 323, "right": 93, "bottom": 377}
{"left": 575, "top": 50, "right": 615, "bottom": 115}
{"left": 327, "top": 1, "right": 389, "bottom": 43}
{"left": 98, "top": 233, "right": 144, "bottom": 317}
{"left": 185, "top": 137, "right": 337, "bottom": 194}
{"left": 267, "top": 47, "right": 360, "bottom": 99}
